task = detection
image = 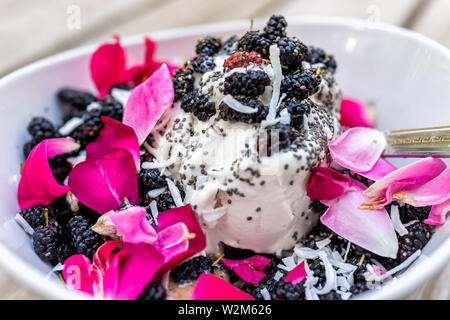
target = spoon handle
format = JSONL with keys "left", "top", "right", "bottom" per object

{"left": 383, "top": 125, "right": 450, "bottom": 158}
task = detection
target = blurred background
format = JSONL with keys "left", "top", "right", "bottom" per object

{"left": 0, "top": 0, "right": 449, "bottom": 299}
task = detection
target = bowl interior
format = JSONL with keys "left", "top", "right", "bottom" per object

{"left": 0, "top": 17, "right": 449, "bottom": 299}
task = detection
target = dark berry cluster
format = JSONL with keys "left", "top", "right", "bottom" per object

{"left": 281, "top": 69, "right": 321, "bottom": 100}
{"left": 57, "top": 88, "right": 97, "bottom": 110}
{"left": 278, "top": 98, "right": 311, "bottom": 131}
{"left": 190, "top": 55, "right": 216, "bottom": 73}
{"left": 138, "top": 282, "right": 167, "bottom": 300}
{"left": 180, "top": 90, "right": 216, "bottom": 121}
{"left": 219, "top": 97, "right": 268, "bottom": 124}
{"left": 224, "top": 70, "right": 270, "bottom": 97}
{"left": 195, "top": 36, "right": 222, "bottom": 56}
{"left": 170, "top": 256, "right": 215, "bottom": 284}
{"left": 307, "top": 46, "right": 337, "bottom": 73}
{"left": 67, "top": 214, "right": 104, "bottom": 260}
{"left": 23, "top": 117, "right": 59, "bottom": 157}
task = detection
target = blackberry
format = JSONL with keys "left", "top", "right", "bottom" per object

{"left": 181, "top": 90, "right": 216, "bottom": 121}
{"left": 57, "top": 88, "right": 97, "bottom": 110}
{"left": 245, "top": 264, "right": 284, "bottom": 300}
{"left": 68, "top": 214, "right": 104, "bottom": 260}
{"left": 219, "top": 97, "right": 268, "bottom": 124}
{"left": 138, "top": 168, "right": 166, "bottom": 197}
{"left": 156, "top": 192, "right": 177, "bottom": 212}
{"left": 32, "top": 224, "right": 64, "bottom": 265}
{"left": 276, "top": 37, "right": 308, "bottom": 67}
{"left": 195, "top": 36, "right": 221, "bottom": 56}
{"left": 27, "top": 117, "right": 57, "bottom": 142}
{"left": 257, "top": 123, "right": 298, "bottom": 156}
{"left": 171, "top": 256, "right": 214, "bottom": 284}
{"left": 400, "top": 204, "right": 431, "bottom": 223}
{"left": 224, "top": 70, "right": 270, "bottom": 97}
{"left": 138, "top": 282, "right": 167, "bottom": 300}
{"left": 308, "top": 200, "right": 328, "bottom": 215}
{"left": 237, "top": 31, "right": 272, "bottom": 58}
{"left": 392, "top": 222, "right": 432, "bottom": 266}
{"left": 320, "top": 291, "right": 342, "bottom": 300}
{"left": 20, "top": 206, "right": 55, "bottom": 230}
{"left": 281, "top": 69, "right": 321, "bottom": 100}
{"left": 222, "top": 35, "right": 238, "bottom": 55}
{"left": 307, "top": 46, "right": 337, "bottom": 73}
{"left": 263, "top": 15, "right": 287, "bottom": 41}
{"left": 271, "top": 279, "right": 306, "bottom": 300}
{"left": 278, "top": 98, "right": 311, "bottom": 131}
{"left": 49, "top": 156, "right": 72, "bottom": 185}
{"left": 190, "top": 55, "right": 216, "bottom": 73}
{"left": 23, "top": 139, "right": 38, "bottom": 158}
{"left": 100, "top": 94, "right": 123, "bottom": 121}
{"left": 56, "top": 241, "right": 76, "bottom": 263}
{"left": 173, "top": 67, "right": 195, "bottom": 102}
{"left": 69, "top": 110, "right": 104, "bottom": 148}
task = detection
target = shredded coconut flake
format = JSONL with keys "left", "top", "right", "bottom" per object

{"left": 147, "top": 187, "right": 167, "bottom": 198}
{"left": 267, "top": 45, "right": 282, "bottom": 121}
{"left": 58, "top": 117, "right": 84, "bottom": 136}
{"left": 142, "top": 158, "right": 177, "bottom": 169}
{"left": 111, "top": 88, "right": 131, "bottom": 106}
{"left": 197, "top": 207, "right": 227, "bottom": 222}
{"left": 165, "top": 178, "right": 183, "bottom": 207}
{"left": 149, "top": 200, "right": 159, "bottom": 223}
{"left": 260, "top": 287, "right": 271, "bottom": 300}
{"left": 316, "top": 238, "right": 331, "bottom": 249}
{"left": 274, "top": 271, "right": 284, "bottom": 281}
{"left": 86, "top": 102, "right": 102, "bottom": 112}
{"left": 390, "top": 205, "right": 408, "bottom": 236}
{"left": 14, "top": 213, "right": 34, "bottom": 236}
{"left": 315, "top": 252, "right": 337, "bottom": 295}
{"left": 222, "top": 95, "right": 258, "bottom": 114}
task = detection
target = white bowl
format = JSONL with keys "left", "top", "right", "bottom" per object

{"left": 0, "top": 16, "right": 449, "bottom": 300}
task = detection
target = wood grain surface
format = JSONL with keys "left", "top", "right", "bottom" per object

{"left": 0, "top": 0, "right": 448, "bottom": 300}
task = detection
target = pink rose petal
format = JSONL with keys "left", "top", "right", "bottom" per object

{"left": 361, "top": 157, "right": 446, "bottom": 209}
{"left": 156, "top": 205, "right": 206, "bottom": 272}
{"left": 221, "top": 256, "right": 272, "bottom": 284}
{"left": 18, "top": 138, "right": 80, "bottom": 209}
{"left": 69, "top": 148, "right": 138, "bottom": 214}
{"left": 393, "top": 169, "right": 450, "bottom": 207}
{"left": 126, "top": 38, "right": 179, "bottom": 85}
{"left": 285, "top": 261, "right": 307, "bottom": 285}
{"left": 425, "top": 199, "right": 450, "bottom": 226}
{"left": 64, "top": 240, "right": 164, "bottom": 300}
{"left": 86, "top": 117, "right": 140, "bottom": 168}
{"left": 329, "top": 127, "right": 386, "bottom": 173}
{"left": 109, "top": 207, "right": 158, "bottom": 245}
{"left": 90, "top": 35, "right": 127, "bottom": 99}
{"left": 321, "top": 180, "right": 398, "bottom": 258}
{"left": 307, "top": 167, "right": 354, "bottom": 201}
{"left": 156, "top": 222, "right": 192, "bottom": 266}
{"left": 340, "top": 98, "right": 375, "bottom": 128}
{"left": 63, "top": 254, "right": 98, "bottom": 296}
{"left": 123, "top": 64, "right": 175, "bottom": 145}
{"left": 109, "top": 242, "right": 164, "bottom": 300}
{"left": 358, "top": 157, "right": 397, "bottom": 181}
{"left": 191, "top": 274, "right": 255, "bottom": 300}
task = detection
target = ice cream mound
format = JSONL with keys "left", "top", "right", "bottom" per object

{"left": 145, "top": 15, "right": 341, "bottom": 255}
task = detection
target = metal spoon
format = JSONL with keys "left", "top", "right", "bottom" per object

{"left": 383, "top": 125, "right": 450, "bottom": 158}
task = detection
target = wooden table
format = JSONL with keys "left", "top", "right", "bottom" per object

{"left": 0, "top": 0, "right": 448, "bottom": 299}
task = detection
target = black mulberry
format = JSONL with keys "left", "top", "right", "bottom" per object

{"left": 224, "top": 70, "right": 270, "bottom": 97}
{"left": 195, "top": 36, "right": 221, "bottom": 56}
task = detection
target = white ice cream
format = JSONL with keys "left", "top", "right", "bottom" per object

{"left": 145, "top": 50, "right": 341, "bottom": 255}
